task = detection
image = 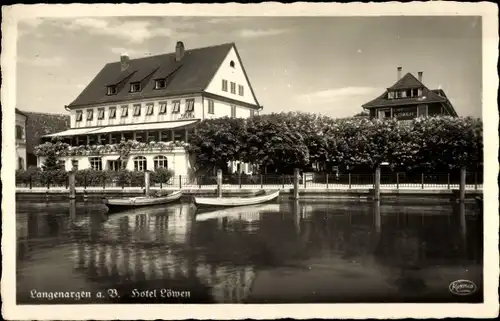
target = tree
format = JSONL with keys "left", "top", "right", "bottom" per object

{"left": 41, "top": 150, "right": 64, "bottom": 171}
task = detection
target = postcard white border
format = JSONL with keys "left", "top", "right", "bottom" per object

{"left": 2, "top": 2, "right": 499, "bottom": 320}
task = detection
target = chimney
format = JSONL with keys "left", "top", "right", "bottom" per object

{"left": 418, "top": 71, "right": 423, "bottom": 82}
{"left": 175, "top": 41, "right": 185, "bottom": 62}
{"left": 120, "top": 53, "right": 130, "bottom": 71}
{"left": 397, "top": 66, "right": 402, "bottom": 80}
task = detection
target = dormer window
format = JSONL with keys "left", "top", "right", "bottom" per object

{"left": 230, "top": 60, "right": 235, "bottom": 68}
{"left": 97, "top": 108, "right": 105, "bottom": 120}
{"left": 130, "top": 82, "right": 141, "bottom": 93}
{"left": 155, "top": 79, "right": 166, "bottom": 89}
{"left": 412, "top": 88, "right": 419, "bottom": 97}
{"left": 107, "top": 85, "right": 117, "bottom": 95}
{"left": 146, "top": 103, "right": 154, "bottom": 115}
{"left": 133, "top": 104, "right": 141, "bottom": 116}
{"left": 185, "top": 99, "right": 195, "bottom": 112}
{"left": 387, "top": 91, "right": 395, "bottom": 99}
{"left": 86, "top": 109, "right": 94, "bottom": 121}
{"left": 172, "top": 100, "right": 181, "bottom": 114}
{"left": 76, "top": 110, "right": 83, "bottom": 122}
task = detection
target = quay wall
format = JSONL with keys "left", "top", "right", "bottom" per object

{"left": 16, "top": 187, "right": 483, "bottom": 204}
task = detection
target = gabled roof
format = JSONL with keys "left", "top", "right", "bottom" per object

{"left": 362, "top": 72, "right": 451, "bottom": 109}
{"left": 68, "top": 43, "right": 236, "bottom": 108}
{"left": 387, "top": 72, "right": 424, "bottom": 90}
{"left": 15, "top": 108, "right": 28, "bottom": 118}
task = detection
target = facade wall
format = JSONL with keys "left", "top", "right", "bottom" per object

{"left": 202, "top": 97, "right": 252, "bottom": 120}
{"left": 368, "top": 102, "right": 448, "bottom": 120}
{"left": 71, "top": 95, "right": 204, "bottom": 128}
{"left": 204, "top": 46, "right": 259, "bottom": 106}
{"left": 16, "top": 113, "right": 27, "bottom": 170}
{"left": 39, "top": 148, "right": 191, "bottom": 176}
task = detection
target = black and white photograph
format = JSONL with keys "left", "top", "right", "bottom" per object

{"left": 1, "top": 2, "right": 498, "bottom": 320}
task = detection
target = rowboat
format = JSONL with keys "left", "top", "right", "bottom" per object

{"left": 102, "top": 190, "right": 183, "bottom": 213}
{"left": 193, "top": 190, "right": 280, "bottom": 208}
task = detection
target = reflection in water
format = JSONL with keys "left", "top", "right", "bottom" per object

{"left": 16, "top": 200, "right": 482, "bottom": 303}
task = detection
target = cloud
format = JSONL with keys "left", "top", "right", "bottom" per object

{"left": 237, "top": 28, "right": 289, "bottom": 38}
{"left": 19, "top": 18, "right": 44, "bottom": 29}
{"left": 297, "top": 87, "right": 380, "bottom": 103}
{"left": 18, "top": 55, "right": 66, "bottom": 67}
{"left": 66, "top": 18, "right": 174, "bottom": 44}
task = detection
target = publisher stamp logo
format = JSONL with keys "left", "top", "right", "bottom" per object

{"left": 449, "top": 279, "right": 477, "bottom": 296}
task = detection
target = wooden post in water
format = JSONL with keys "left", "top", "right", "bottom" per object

{"left": 68, "top": 170, "right": 76, "bottom": 200}
{"left": 144, "top": 170, "right": 151, "bottom": 197}
{"left": 216, "top": 169, "right": 223, "bottom": 198}
{"left": 374, "top": 200, "right": 381, "bottom": 233}
{"left": 374, "top": 166, "right": 381, "bottom": 201}
{"left": 292, "top": 168, "right": 300, "bottom": 200}
{"left": 459, "top": 166, "right": 466, "bottom": 203}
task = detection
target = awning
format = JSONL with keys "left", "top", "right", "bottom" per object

{"left": 43, "top": 127, "right": 102, "bottom": 137}
{"left": 90, "top": 119, "right": 199, "bottom": 135}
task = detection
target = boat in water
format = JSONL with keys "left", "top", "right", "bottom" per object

{"left": 193, "top": 190, "right": 280, "bottom": 209}
{"left": 102, "top": 190, "right": 183, "bottom": 213}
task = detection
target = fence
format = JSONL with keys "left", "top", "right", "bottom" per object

{"left": 15, "top": 171, "right": 484, "bottom": 191}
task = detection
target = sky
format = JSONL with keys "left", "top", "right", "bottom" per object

{"left": 16, "top": 16, "right": 482, "bottom": 118}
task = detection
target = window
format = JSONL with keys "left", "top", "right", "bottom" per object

{"left": 377, "top": 109, "right": 391, "bottom": 120}
{"left": 238, "top": 85, "right": 244, "bottom": 96}
{"left": 133, "top": 156, "right": 147, "bottom": 171}
{"left": 86, "top": 109, "right": 94, "bottom": 121}
{"left": 109, "top": 107, "right": 117, "bottom": 119}
{"left": 406, "top": 89, "right": 412, "bottom": 98}
{"left": 155, "top": 79, "right": 166, "bottom": 89}
{"left": 89, "top": 157, "right": 102, "bottom": 171}
{"left": 147, "top": 132, "right": 158, "bottom": 142}
{"left": 207, "top": 99, "right": 214, "bottom": 114}
{"left": 146, "top": 103, "right": 154, "bottom": 116}
{"left": 130, "top": 82, "right": 141, "bottom": 92}
{"left": 250, "top": 109, "right": 255, "bottom": 118}
{"left": 107, "top": 85, "right": 117, "bottom": 95}
{"left": 71, "top": 159, "right": 79, "bottom": 171}
{"left": 222, "top": 79, "right": 228, "bottom": 92}
{"left": 230, "top": 105, "right": 236, "bottom": 118}
{"left": 108, "top": 160, "right": 121, "bottom": 171}
{"left": 159, "top": 102, "right": 167, "bottom": 114}
{"left": 185, "top": 99, "right": 195, "bottom": 112}
{"left": 97, "top": 108, "right": 105, "bottom": 120}
{"left": 135, "top": 132, "right": 145, "bottom": 143}
{"left": 417, "top": 105, "right": 428, "bottom": 118}
{"left": 121, "top": 105, "right": 128, "bottom": 117}
{"left": 110, "top": 133, "right": 121, "bottom": 144}
{"left": 396, "top": 91, "right": 402, "bottom": 99}
{"left": 76, "top": 110, "right": 83, "bottom": 122}
{"left": 230, "top": 82, "right": 236, "bottom": 94}
{"left": 133, "top": 104, "right": 141, "bottom": 116}
{"left": 387, "top": 91, "right": 394, "bottom": 99}
{"left": 16, "top": 125, "right": 24, "bottom": 140}
{"left": 418, "top": 88, "right": 423, "bottom": 97}
{"left": 401, "top": 91, "right": 407, "bottom": 98}
{"left": 230, "top": 60, "right": 235, "bottom": 68}
{"left": 412, "top": 88, "right": 419, "bottom": 97}
{"left": 18, "top": 157, "right": 24, "bottom": 170}
{"left": 172, "top": 100, "right": 181, "bottom": 114}
{"left": 154, "top": 155, "right": 168, "bottom": 170}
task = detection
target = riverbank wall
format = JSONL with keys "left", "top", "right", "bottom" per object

{"left": 16, "top": 186, "right": 482, "bottom": 204}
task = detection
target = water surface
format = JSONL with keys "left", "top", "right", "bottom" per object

{"left": 16, "top": 199, "right": 483, "bottom": 303}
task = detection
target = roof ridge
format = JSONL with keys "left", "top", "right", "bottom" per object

{"left": 110, "top": 42, "right": 235, "bottom": 63}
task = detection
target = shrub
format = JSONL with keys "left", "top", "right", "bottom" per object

{"left": 151, "top": 168, "right": 175, "bottom": 185}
